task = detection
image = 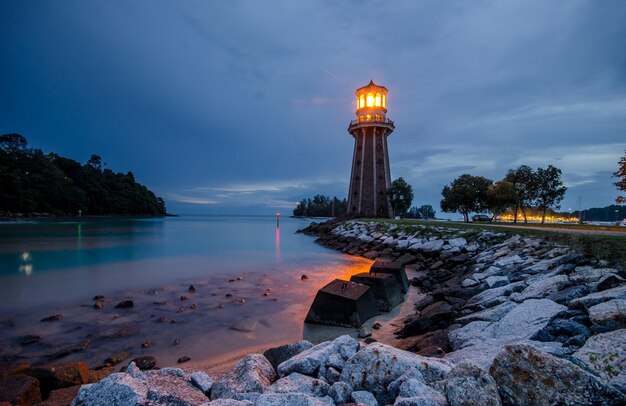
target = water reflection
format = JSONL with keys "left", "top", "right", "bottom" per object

{"left": 19, "top": 251, "right": 33, "bottom": 275}
{"left": 275, "top": 225, "right": 281, "bottom": 263}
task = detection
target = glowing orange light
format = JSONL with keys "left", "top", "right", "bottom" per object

{"left": 375, "top": 93, "right": 381, "bottom": 107}
{"left": 382, "top": 94, "right": 386, "bottom": 108}
{"left": 359, "top": 95, "right": 365, "bottom": 108}
{"left": 366, "top": 93, "right": 374, "bottom": 107}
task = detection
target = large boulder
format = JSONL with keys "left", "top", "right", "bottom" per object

{"left": 211, "top": 354, "right": 276, "bottom": 400}
{"left": 340, "top": 343, "right": 452, "bottom": 405}
{"left": 277, "top": 335, "right": 359, "bottom": 378}
{"left": 263, "top": 340, "right": 314, "bottom": 370}
{"left": 511, "top": 275, "right": 569, "bottom": 302}
{"left": 72, "top": 373, "right": 149, "bottom": 405}
{"left": 489, "top": 343, "right": 625, "bottom": 405}
{"left": 573, "top": 329, "right": 626, "bottom": 393}
{"left": 587, "top": 299, "right": 626, "bottom": 330}
{"left": 455, "top": 301, "right": 516, "bottom": 325}
{"left": 444, "top": 361, "right": 501, "bottom": 406}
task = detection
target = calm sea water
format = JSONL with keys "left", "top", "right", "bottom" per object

{"left": 0, "top": 215, "right": 344, "bottom": 312}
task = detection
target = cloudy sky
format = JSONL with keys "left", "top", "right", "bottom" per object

{"left": 2, "top": 0, "right": 625, "bottom": 215}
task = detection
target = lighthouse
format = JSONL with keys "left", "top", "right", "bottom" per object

{"left": 347, "top": 80, "right": 395, "bottom": 218}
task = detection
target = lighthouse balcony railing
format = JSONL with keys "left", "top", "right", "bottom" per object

{"left": 348, "top": 117, "right": 395, "bottom": 130}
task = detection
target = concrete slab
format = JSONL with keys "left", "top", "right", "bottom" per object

{"left": 370, "top": 260, "right": 409, "bottom": 293}
{"left": 305, "top": 279, "right": 379, "bottom": 328}
{"left": 350, "top": 272, "right": 404, "bottom": 312}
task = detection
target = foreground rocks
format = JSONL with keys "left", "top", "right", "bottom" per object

{"left": 67, "top": 335, "right": 625, "bottom": 405}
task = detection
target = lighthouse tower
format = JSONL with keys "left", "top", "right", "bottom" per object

{"left": 347, "top": 80, "right": 395, "bottom": 218}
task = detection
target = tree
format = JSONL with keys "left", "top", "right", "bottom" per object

{"left": 486, "top": 180, "right": 517, "bottom": 220}
{"left": 87, "top": 154, "right": 102, "bottom": 172}
{"left": 504, "top": 165, "right": 537, "bottom": 223}
{"left": 0, "top": 133, "right": 28, "bottom": 154}
{"left": 534, "top": 165, "right": 567, "bottom": 223}
{"left": 614, "top": 151, "right": 626, "bottom": 204}
{"left": 418, "top": 204, "right": 436, "bottom": 219}
{"left": 440, "top": 174, "right": 492, "bottom": 222}
{"left": 388, "top": 177, "right": 414, "bottom": 218}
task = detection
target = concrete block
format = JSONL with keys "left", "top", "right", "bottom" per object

{"left": 350, "top": 272, "right": 404, "bottom": 312}
{"left": 370, "top": 260, "right": 409, "bottom": 293}
{"left": 305, "top": 279, "right": 379, "bottom": 328}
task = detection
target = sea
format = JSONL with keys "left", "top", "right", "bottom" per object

{"left": 0, "top": 215, "right": 371, "bottom": 367}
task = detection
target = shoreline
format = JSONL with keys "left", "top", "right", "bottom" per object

{"left": 2, "top": 218, "right": 626, "bottom": 404}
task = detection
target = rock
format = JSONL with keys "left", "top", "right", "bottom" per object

{"left": 485, "top": 276, "right": 509, "bottom": 289}
{"left": 104, "top": 351, "right": 130, "bottom": 366}
{"left": 464, "top": 284, "right": 521, "bottom": 310}
{"left": 547, "top": 285, "right": 590, "bottom": 305}
{"left": 208, "top": 400, "right": 253, "bottom": 406}
{"left": 351, "top": 390, "right": 378, "bottom": 406}
{"left": 263, "top": 340, "right": 314, "bottom": 370}
{"left": 358, "top": 326, "right": 372, "bottom": 338}
{"left": 301, "top": 275, "right": 309, "bottom": 280}
{"left": 211, "top": 354, "right": 275, "bottom": 400}
{"left": 538, "top": 318, "right": 591, "bottom": 343}
{"left": 0, "top": 375, "right": 41, "bottom": 405}
{"left": 37, "top": 385, "right": 81, "bottom": 406}
{"left": 20, "top": 334, "right": 42, "bottom": 345}
{"left": 177, "top": 356, "right": 191, "bottom": 364}
{"left": 574, "top": 329, "right": 626, "bottom": 393}
{"left": 130, "top": 356, "right": 156, "bottom": 371}
{"left": 449, "top": 321, "right": 492, "bottom": 350}
{"left": 329, "top": 381, "right": 352, "bottom": 404}
{"left": 277, "top": 341, "right": 334, "bottom": 377}
{"left": 445, "top": 360, "right": 501, "bottom": 406}
{"left": 188, "top": 285, "right": 196, "bottom": 293}
{"left": 419, "top": 239, "right": 444, "bottom": 254}
{"left": 266, "top": 372, "right": 329, "bottom": 398}
{"left": 41, "top": 314, "right": 63, "bottom": 322}
{"left": 255, "top": 392, "right": 330, "bottom": 406}
{"left": 570, "top": 285, "right": 626, "bottom": 309}
{"left": 340, "top": 343, "right": 452, "bottom": 404}
{"left": 114, "top": 300, "right": 134, "bottom": 309}
{"left": 588, "top": 299, "right": 626, "bottom": 330}
{"left": 141, "top": 340, "right": 150, "bottom": 348}
{"left": 596, "top": 273, "right": 625, "bottom": 291}
{"left": 489, "top": 343, "right": 625, "bottom": 405}
{"left": 447, "top": 237, "right": 467, "bottom": 248}
{"left": 372, "top": 322, "right": 382, "bottom": 330}
{"left": 461, "top": 278, "right": 479, "bottom": 288}
{"left": 512, "top": 275, "right": 569, "bottom": 302}
{"left": 493, "top": 254, "right": 523, "bottom": 268}
{"left": 72, "top": 373, "right": 148, "bottom": 405}
{"left": 569, "top": 267, "right": 617, "bottom": 284}
{"left": 25, "top": 361, "right": 89, "bottom": 398}
{"left": 455, "top": 301, "right": 516, "bottom": 325}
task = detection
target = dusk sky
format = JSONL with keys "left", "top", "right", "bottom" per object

{"left": 2, "top": 1, "right": 625, "bottom": 216}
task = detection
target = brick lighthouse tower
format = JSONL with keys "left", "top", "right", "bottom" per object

{"left": 347, "top": 80, "right": 395, "bottom": 218}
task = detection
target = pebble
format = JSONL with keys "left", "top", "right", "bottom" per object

{"left": 114, "top": 300, "right": 134, "bottom": 309}
{"left": 40, "top": 314, "right": 63, "bottom": 322}
{"left": 301, "top": 274, "right": 309, "bottom": 280}
{"left": 188, "top": 285, "right": 196, "bottom": 293}
{"left": 173, "top": 339, "right": 180, "bottom": 346}
{"left": 142, "top": 340, "right": 151, "bottom": 348}
{"left": 177, "top": 356, "right": 191, "bottom": 364}
{"left": 180, "top": 295, "right": 188, "bottom": 301}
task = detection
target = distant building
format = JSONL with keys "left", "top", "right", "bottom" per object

{"left": 347, "top": 81, "right": 395, "bottom": 218}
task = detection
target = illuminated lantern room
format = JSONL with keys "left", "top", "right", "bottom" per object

{"left": 355, "top": 80, "right": 388, "bottom": 123}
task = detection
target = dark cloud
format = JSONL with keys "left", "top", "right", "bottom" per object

{"left": 1, "top": 0, "right": 625, "bottom": 215}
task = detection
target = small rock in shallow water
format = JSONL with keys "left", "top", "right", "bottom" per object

{"left": 20, "top": 335, "right": 41, "bottom": 345}
{"left": 94, "top": 300, "right": 106, "bottom": 309}
{"left": 177, "top": 356, "right": 191, "bottom": 364}
{"left": 131, "top": 356, "right": 156, "bottom": 370}
{"left": 180, "top": 295, "right": 188, "bottom": 301}
{"left": 236, "top": 299, "right": 246, "bottom": 305}
{"left": 173, "top": 339, "right": 180, "bottom": 346}
{"left": 188, "top": 285, "right": 196, "bottom": 293}
{"left": 92, "top": 295, "right": 104, "bottom": 301}
{"left": 40, "top": 314, "right": 63, "bottom": 322}
{"left": 114, "top": 300, "right": 134, "bottom": 309}
{"left": 155, "top": 316, "right": 169, "bottom": 323}
{"left": 141, "top": 340, "right": 151, "bottom": 348}
{"left": 105, "top": 351, "right": 130, "bottom": 366}
{"left": 301, "top": 274, "right": 309, "bottom": 280}
{"left": 218, "top": 304, "right": 224, "bottom": 309}
{"left": 225, "top": 293, "right": 233, "bottom": 298}
{"left": 236, "top": 276, "right": 243, "bottom": 281}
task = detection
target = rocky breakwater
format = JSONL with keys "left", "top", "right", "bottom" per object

{"left": 62, "top": 334, "right": 624, "bottom": 405}
{"left": 298, "top": 219, "right": 626, "bottom": 403}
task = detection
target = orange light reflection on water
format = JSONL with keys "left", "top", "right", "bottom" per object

{"left": 275, "top": 225, "right": 280, "bottom": 263}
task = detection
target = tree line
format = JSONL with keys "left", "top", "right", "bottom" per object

{"left": 292, "top": 195, "right": 348, "bottom": 217}
{"left": 0, "top": 133, "right": 166, "bottom": 216}
{"left": 440, "top": 165, "right": 567, "bottom": 223}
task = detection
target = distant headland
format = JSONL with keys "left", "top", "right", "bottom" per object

{"left": 0, "top": 133, "right": 167, "bottom": 218}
